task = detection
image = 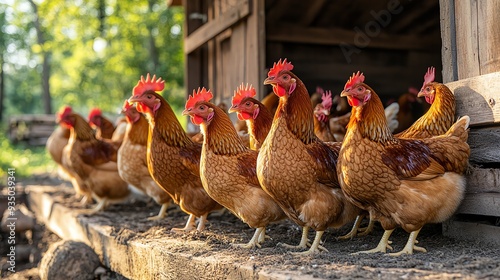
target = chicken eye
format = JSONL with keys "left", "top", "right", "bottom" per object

{"left": 146, "top": 95, "right": 152, "bottom": 99}
{"left": 282, "top": 75, "right": 289, "bottom": 81}
{"left": 245, "top": 102, "right": 250, "bottom": 106}
{"left": 357, "top": 87, "right": 363, "bottom": 92}
{"left": 199, "top": 105, "right": 205, "bottom": 110}
{"left": 426, "top": 86, "right": 431, "bottom": 91}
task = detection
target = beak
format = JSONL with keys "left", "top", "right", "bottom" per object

{"left": 417, "top": 91, "right": 425, "bottom": 97}
{"left": 340, "top": 90, "right": 350, "bottom": 97}
{"left": 263, "top": 77, "right": 276, "bottom": 85}
{"left": 322, "top": 109, "right": 330, "bottom": 116}
{"left": 181, "top": 108, "right": 191, "bottom": 116}
{"left": 228, "top": 105, "right": 238, "bottom": 113}
{"left": 128, "top": 95, "right": 140, "bottom": 104}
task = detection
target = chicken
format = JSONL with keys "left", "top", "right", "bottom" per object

{"left": 46, "top": 107, "right": 72, "bottom": 180}
{"left": 329, "top": 112, "right": 351, "bottom": 142}
{"left": 118, "top": 101, "right": 172, "bottom": 220}
{"left": 88, "top": 108, "right": 116, "bottom": 140}
{"left": 260, "top": 91, "right": 280, "bottom": 116}
{"left": 127, "top": 74, "right": 222, "bottom": 232}
{"left": 338, "top": 71, "right": 470, "bottom": 255}
{"left": 228, "top": 83, "right": 273, "bottom": 150}
{"left": 111, "top": 116, "right": 128, "bottom": 144}
{"left": 396, "top": 67, "right": 455, "bottom": 139}
{"left": 393, "top": 87, "right": 429, "bottom": 133}
{"left": 182, "top": 88, "right": 286, "bottom": 248}
{"left": 257, "top": 59, "right": 361, "bottom": 255}
{"left": 313, "top": 90, "right": 336, "bottom": 142}
{"left": 57, "top": 106, "right": 130, "bottom": 212}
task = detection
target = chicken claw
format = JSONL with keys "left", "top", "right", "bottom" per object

{"left": 196, "top": 213, "right": 208, "bottom": 231}
{"left": 357, "top": 219, "right": 375, "bottom": 236}
{"left": 279, "top": 226, "right": 309, "bottom": 250}
{"left": 232, "top": 227, "right": 265, "bottom": 249}
{"left": 292, "top": 231, "right": 328, "bottom": 255}
{"left": 353, "top": 229, "right": 394, "bottom": 255}
{"left": 88, "top": 198, "right": 107, "bottom": 215}
{"left": 147, "top": 203, "right": 168, "bottom": 221}
{"left": 171, "top": 214, "right": 196, "bottom": 233}
{"left": 338, "top": 215, "right": 364, "bottom": 240}
{"left": 388, "top": 228, "right": 426, "bottom": 256}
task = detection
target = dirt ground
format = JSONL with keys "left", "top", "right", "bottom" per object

{"left": 3, "top": 174, "right": 500, "bottom": 279}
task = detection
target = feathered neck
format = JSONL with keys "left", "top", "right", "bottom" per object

{"left": 247, "top": 99, "right": 273, "bottom": 146}
{"left": 417, "top": 83, "right": 455, "bottom": 128}
{"left": 99, "top": 117, "right": 115, "bottom": 139}
{"left": 347, "top": 84, "right": 394, "bottom": 143}
{"left": 202, "top": 104, "right": 247, "bottom": 156}
{"left": 128, "top": 114, "right": 149, "bottom": 145}
{"left": 274, "top": 72, "right": 317, "bottom": 144}
{"left": 71, "top": 114, "right": 96, "bottom": 141}
{"left": 146, "top": 93, "right": 193, "bottom": 147}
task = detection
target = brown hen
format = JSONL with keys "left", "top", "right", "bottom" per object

{"left": 257, "top": 59, "right": 361, "bottom": 255}
{"left": 338, "top": 72, "right": 470, "bottom": 255}
{"left": 58, "top": 106, "right": 130, "bottom": 213}
{"left": 118, "top": 101, "right": 172, "bottom": 220}
{"left": 128, "top": 74, "right": 222, "bottom": 232}
{"left": 183, "top": 88, "right": 286, "bottom": 248}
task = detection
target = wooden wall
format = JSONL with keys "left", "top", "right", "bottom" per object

{"left": 440, "top": 0, "right": 500, "bottom": 245}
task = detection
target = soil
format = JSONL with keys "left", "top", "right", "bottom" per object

{"left": 3, "top": 174, "right": 500, "bottom": 279}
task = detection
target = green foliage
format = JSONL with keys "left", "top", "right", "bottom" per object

{"left": 2, "top": 0, "right": 185, "bottom": 118}
{"left": 0, "top": 131, "right": 56, "bottom": 181}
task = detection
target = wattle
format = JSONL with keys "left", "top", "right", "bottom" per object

{"left": 347, "top": 96, "right": 362, "bottom": 107}
{"left": 238, "top": 112, "right": 252, "bottom": 120}
{"left": 191, "top": 115, "right": 204, "bottom": 125}
{"left": 273, "top": 85, "right": 287, "bottom": 97}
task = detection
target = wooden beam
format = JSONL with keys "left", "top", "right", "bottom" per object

{"left": 466, "top": 167, "right": 500, "bottom": 194}
{"left": 477, "top": 0, "right": 500, "bottom": 75}
{"left": 457, "top": 193, "right": 500, "bottom": 217}
{"left": 446, "top": 71, "right": 500, "bottom": 126}
{"left": 443, "top": 220, "right": 500, "bottom": 245}
{"left": 468, "top": 127, "right": 500, "bottom": 164}
{"left": 299, "top": 0, "right": 328, "bottom": 27}
{"left": 439, "top": 0, "right": 457, "bottom": 83}
{"left": 184, "top": 0, "right": 250, "bottom": 54}
{"left": 266, "top": 25, "right": 440, "bottom": 51}
{"left": 454, "top": 0, "right": 480, "bottom": 79}
{"left": 391, "top": 0, "right": 438, "bottom": 33}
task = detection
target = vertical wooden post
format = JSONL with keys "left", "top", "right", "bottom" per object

{"left": 477, "top": 0, "right": 500, "bottom": 75}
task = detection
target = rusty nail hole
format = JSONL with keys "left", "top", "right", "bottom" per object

{"left": 488, "top": 98, "right": 495, "bottom": 106}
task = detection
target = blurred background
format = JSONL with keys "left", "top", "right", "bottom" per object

{"left": 0, "top": 0, "right": 185, "bottom": 179}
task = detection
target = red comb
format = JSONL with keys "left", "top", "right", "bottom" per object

{"left": 185, "top": 87, "right": 213, "bottom": 109}
{"left": 422, "top": 67, "right": 435, "bottom": 87}
{"left": 232, "top": 83, "right": 256, "bottom": 106}
{"left": 344, "top": 71, "right": 365, "bottom": 90}
{"left": 267, "top": 58, "right": 294, "bottom": 78}
{"left": 88, "top": 108, "right": 102, "bottom": 120}
{"left": 321, "top": 90, "right": 333, "bottom": 110}
{"left": 132, "top": 73, "right": 165, "bottom": 96}
{"left": 57, "top": 106, "right": 72, "bottom": 119}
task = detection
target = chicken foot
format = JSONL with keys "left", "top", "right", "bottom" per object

{"left": 232, "top": 227, "right": 266, "bottom": 249}
{"left": 293, "top": 231, "right": 328, "bottom": 255}
{"left": 171, "top": 214, "right": 196, "bottom": 233}
{"left": 389, "top": 228, "right": 426, "bottom": 256}
{"left": 88, "top": 198, "right": 108, "bottom": 215}
{"left": 353, "top": 229, "right": 394, "bottom": 255}
{"left": 196, "top": 213, "right": 208, "bottom": 231}
{"left": 279, "top": 226, "right": 309, "bottom": 250}
{"left": 338, "top": 214, "right": 375, "bottom": 240}
{"left": 147, "top": 203, "right": 169, "bottom": 221}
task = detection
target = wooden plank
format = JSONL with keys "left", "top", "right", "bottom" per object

{"left": 454, "top": 0, "right": 480, "bottom": 80}
{"left": 446, "top": 71, "right": 500, "bottom": 126}
{"left": 467, "top": 127, "right": 500, "bottom": 164}
{"left": 466, "top": 167, "right": 500, "bottom": 194}
{"left": 477, "top": 0, "right": 500, "bottom": 75}
{"left": 245, "top": 0, "right": 265, "bottom": 100}
{"left": 457, "top": 193, "right": 500, "bottom": 217}
{"left": 443, "top": 219, "right": 500, "bottom": 245}
{"left": 266, "top": 25, "right": 440, "bottom": 51}
{"left": 184, "top": 0, "right": 250, "bottom": 54}
{"left": 439, "top": 0, "right": 457, "bottom": 83}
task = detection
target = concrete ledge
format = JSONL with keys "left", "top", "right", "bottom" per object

{"left": 26, "top": 185, "right": 313, "bottom": 280}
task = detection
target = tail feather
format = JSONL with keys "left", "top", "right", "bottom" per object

{"left": 445, "top": 116, "right": 470, "bottom": 142}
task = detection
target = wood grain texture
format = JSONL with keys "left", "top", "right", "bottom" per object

{"left": 446, "top": 72, "right": 500, "bottom": 126}
{"left": 184, "top": 0, "right": 250, "bottom": 54}
{"left": 467, "top": 127, "right": 500, "bottom": 164}
{"left": 466, "top": 166, "right": 500, "bottom": 194}
{"left": 477, "top": 0, "right": 500, "bottom": 75}
{"left": 457, "top": 193, "right": 500, "bottom": 216}
{"left": 454, "top": 0, "right": 480, "bottom": 80}
{"left": 439, "top": 0, "right": 457, "bottom": 83}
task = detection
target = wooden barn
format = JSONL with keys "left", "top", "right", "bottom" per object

{"left": 179, "top": 0, "right": 500, "bottom": 244}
